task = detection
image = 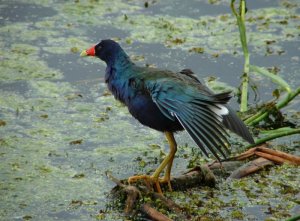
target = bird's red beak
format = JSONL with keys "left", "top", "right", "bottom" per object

{"left": 80, "top": 45, "right": 95, "bottom": 57}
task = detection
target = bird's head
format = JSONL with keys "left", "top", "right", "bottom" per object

{"left": 80, "top": 39, "right": 126, "bottom": 66}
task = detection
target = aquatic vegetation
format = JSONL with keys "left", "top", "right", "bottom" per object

{"left": 0, "top": 43, "right": 63, "bottom": 81}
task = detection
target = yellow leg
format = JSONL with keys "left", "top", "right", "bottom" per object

{"left": 128, "top": 132, "right": 177, "bottom": 193}
{"left": 152, "top": 132, "right": 177, "bottom": 191}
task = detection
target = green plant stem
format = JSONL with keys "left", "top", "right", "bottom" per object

{"left": 231, "top": 1, "right": 297, "bottom": 127}
{"left": 245, "top": 86, "right": 300, "bottom": 125}
{"left": 286, "top": 215, "right": 300, "bottom": 221}
{"left": 231, "top": 0, "right": 249, "bottom": 112}
{"left": 276, "top": 86, "right": 300, "bottom": 109}
{"left": 250, "top": 65, "right": 291, "bottom": 93}
{"left": 247, "top": 128, "right": 300, "bottom": 148}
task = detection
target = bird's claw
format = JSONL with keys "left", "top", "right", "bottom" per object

{"left": 128, "top": 175, "right": 172, "bottom": 194}
{"left": 157, "top": 177, "right": 173, "bottom": 192}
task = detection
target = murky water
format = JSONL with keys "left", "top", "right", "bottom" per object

{"left": 0, "top": 0, "right": 299, "bottom": 220}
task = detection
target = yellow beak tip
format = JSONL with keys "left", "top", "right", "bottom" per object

{"left": 80, "top": 50, "right": 88, "bottom": 57}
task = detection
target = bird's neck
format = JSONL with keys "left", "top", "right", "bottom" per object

{"left": 106, "top": 50, "right": 133, "bottom": 70}
{"left": 105, "top": 53, "right": 134, "bottom": 104}
{"left": 105, "top": 50, "right": 134, "bottom": 85}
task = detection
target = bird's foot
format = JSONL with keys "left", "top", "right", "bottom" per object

{"left": 128, "top": 175, "right": 172, "bottom": 194}
{"left": 158, "top": 176, "right": 173, "bottom": 192}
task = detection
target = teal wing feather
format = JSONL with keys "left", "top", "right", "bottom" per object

{"left": 144, "top": 70, "right": 232, "bottom": 160}
{"left": 178, "top": 69, "right": 255, "bottom": 144}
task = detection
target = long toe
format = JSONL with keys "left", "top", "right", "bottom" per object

{"left": 153, "top": 179, "right": 163, "bottom": 194}
{"left": 128, "top": 174, "right": 150, "bottom": 185}
{"left": 128, "top": 175, "right": 167, "bottom": 194}
{"left": 159, "top": 177, "right": 173, "bottom": 192}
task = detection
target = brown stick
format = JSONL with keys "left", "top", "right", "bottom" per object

{"left": 232, "top": 147, "right": 257, "bottom": 161}
{"left": 257, "top": 147, "right": 300, "bottom": 165}
{"left": 255, "top": 152, "right": 292, "bottom": 165}
{"left": 151, "top": 192, "right": 190, "bottom": 220}
{"left": 229, "top": 157, "right": 274, "bottom": 179}
{"left": 152, "top": 192, "right": 183, "bottom": 214}
{"left": 141, "top": 203, "right": 173, "bottom": 221}
{"left": 170, "top": 165, "right": 216, "bottom": 191}
{"left": 105, "top": 171, "right": 141, "bottom": 215}
{"left": 208, "top": 161, "right": 244, "bottom": 170}
{"left": 225, "top": 143, "right": 300, "bottom": 165}
{"left": 124, "top": 186, "right": 140, "bottom": 215}
{"left": 105, "top": 171, "right": 126, "bottom": 188}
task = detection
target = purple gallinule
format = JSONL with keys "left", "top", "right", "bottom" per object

{"left": 80, "top": 39, "right": 254, "bottom": 193}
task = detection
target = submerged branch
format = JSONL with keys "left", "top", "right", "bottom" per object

{"left": 228, "top": 157, "right": 274, "bottom": 179}
{"left": 141, "top": 204, "right": 173, "bottom": 221}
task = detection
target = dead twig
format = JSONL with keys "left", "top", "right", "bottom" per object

{"left": 256, "top": 146, "right": 300, "bottom": 165}
{"left": 152, "top": 192, "right": 183, "bottom": 215}
{"left": 124, "top": 186, "right": 140, "bottom": 215}
{"left": 141, "top": 203, "right": 173, "bottom": 221}
{"left": 106, "top": 171, "right": 141, "bottom": 215}
{"left": 105, "top": 171, "right": 126, "bottom": 187}
{"left": 171, "top": 165, "right": 216, "bottom": 191}
{"left": 233, "top": 147, "right": 257, "bottom": 161}
{"left": 231, "top": 144, "right": 300, "bottom": 166}
{"left": 229, "top": 157, "right": 274, "bottom": 179}
{"left": 225, "top": 144, "right": 299, "bottom": 179}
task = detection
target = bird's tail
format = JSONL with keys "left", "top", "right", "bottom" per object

{"left": 212, "top": 91, "right": 254, "bottom": 144}
{"left": 222, "top": 105, "right": 255, "bottom": 144}
{"left": 213, "top": 91, "right": 232, "bottom": 104}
